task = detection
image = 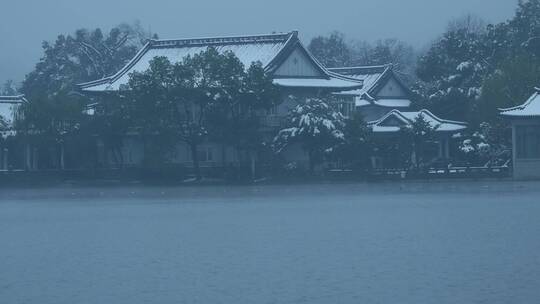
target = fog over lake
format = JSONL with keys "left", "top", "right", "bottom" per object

{"left": 2, "top": 181, "right": 540, "bottom": 303}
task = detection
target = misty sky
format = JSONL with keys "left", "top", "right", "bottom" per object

{"left": 0, "top": 0, "right": 517, "bottom": 86}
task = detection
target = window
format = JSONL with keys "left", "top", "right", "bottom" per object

{"left": 516, "top": 125, "right": 540, "bottom": 159}
{"left": 338, "top": 101, "right": 355, "bottom": 117}
{"left": 196, "top": 147, "right": 214, "bottom": 162}
{"left": 268, "top": 105, "right": 278, "bottom": 115}
{"left": 331, "top": 97, "right": 355, "bottom": 117}
{"left": 187, "top": 147, "right": 214, "bottom": 162}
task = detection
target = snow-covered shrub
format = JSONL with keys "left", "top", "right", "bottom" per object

{"left": 273, "top": 97, "right": 345, "bottom": 171}
{"left": 455, "top": 122, "right": 510, "bottom": 166}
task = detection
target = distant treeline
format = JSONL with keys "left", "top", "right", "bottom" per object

{"left": 307, "top": 1, "right": 540, "bottom": 126}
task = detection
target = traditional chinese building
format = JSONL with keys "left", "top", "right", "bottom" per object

{"left": 328, "top": 64, "right": 411, "bottom": 121}
{"left": 368, "top": 109, "right": 467, "bottom": 167}
{"left": 330, "top": 65, "right": 467, "bottom": 167}
{"left": 79, "top": 31, "right": 363, "bottom": 168}
{"left": 500, "top": 87, "right": 540, "bottom": 179}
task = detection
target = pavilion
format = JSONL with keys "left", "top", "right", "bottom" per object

{"left": 500, "top": 87, "right": 540, "bottom": 179}
{"left": 368, "top": 109, "right": 467, "bottom": 167}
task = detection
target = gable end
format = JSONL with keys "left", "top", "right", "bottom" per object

{"left": 270, "top": 41, "right": 328, "bottom": 79}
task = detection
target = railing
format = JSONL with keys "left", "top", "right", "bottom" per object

{"left": 369, "top": 165, "right": 511, "bottom": 180}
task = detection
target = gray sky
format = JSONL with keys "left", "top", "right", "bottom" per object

{"left": 0, "top": 0, "right": 517, "bottom": 87}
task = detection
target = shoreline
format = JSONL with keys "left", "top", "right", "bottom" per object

{"left": 1, "top": 178, "right": 537, "bottom": 201}
{"left": 0, "top": 173, "right": 517, "bottom": 187}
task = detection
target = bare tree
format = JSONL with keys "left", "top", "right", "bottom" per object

{"left": 447, "top": 14, "right": 487, "bottom": 34}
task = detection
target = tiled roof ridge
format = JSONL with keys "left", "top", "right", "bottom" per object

{"left": 150, "top": 31, "right": 296, "bottom": 48}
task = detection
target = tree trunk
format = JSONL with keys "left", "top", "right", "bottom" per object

{"left": 32, "top": 147, "right": 39, "bottom": 171}
{"left": 308, "top": 150, "right": 316, "bottom": 174}
{"left": 221, "top": 143, "right": 226, "bottom": 167}
{"left": 1, "top": 147, "right": 7, "bottom": 171}
{"left": 250, "top": 151, "right": 256, "bottom": 181}
{"left": 190, "top": 143, "right": 202, "bottom": 181}
{"left": 141, "top": 136, "right": 149, "bottom": 169}
{"left": 411, "top": 142, "right": 418, "bottom": 168}
{"left": 25, "top": 143, "right": 32, "bottom": 171}
{"left": 117, "top": 146, "right": 124, "bottom": 169}
{"left": 60, "top": 143, "right": 65, "bottom": 170}
{"left": 110, "top": 144, "right": 124, "bottom": 169}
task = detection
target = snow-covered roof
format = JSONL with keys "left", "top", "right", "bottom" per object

{"left": 329, "top": 64, "right": 411, "bottom": 108}
{"left": 500, "top": 88, "right": 540, "bottom": 118}
{"left": 0, "top": 95, "right": 26, "bottom": 130}
{"left": 367, "top": 99, "right": 411, "bottom": 108}
{"left": 79, "top": 31, "right": 362, "bottom": 92}
{"left": 329, "top": 65, "right": 390, "bottom": 96}
{"left": 368, "top": 109, "right": 467, "bottom": 133}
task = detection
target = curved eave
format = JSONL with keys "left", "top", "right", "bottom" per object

{"left": 373, "top": 99, "right": 412, "bottom": 108}
{"left": 500, "top": 113, "right": 540, "bottom": 118}
{"left": 499, "top": 88, "right": 540, "bottom": 118}
{"left": 273, "top": 78, "right": 363, "bottom": 90}
{"left": 499, "top": 107, "right": 540, "bottom": 118}
{"left": 78, "top": 41, "right": 155, "bottom": 92}
{"left": 372, "top": 104, "right": 411, "bottom": 108}
{"left": 368, "top": 109, "right": 467, "bottom": 133}
{"left": 371, "top": 124, "right": 467, "bottom": 133}
{"left": 355, "top": 100, "right": 411, "bottom": 108}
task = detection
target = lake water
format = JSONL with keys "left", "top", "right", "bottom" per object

{"left": 1, "top": 181, "right": 540, "bottom": 303}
